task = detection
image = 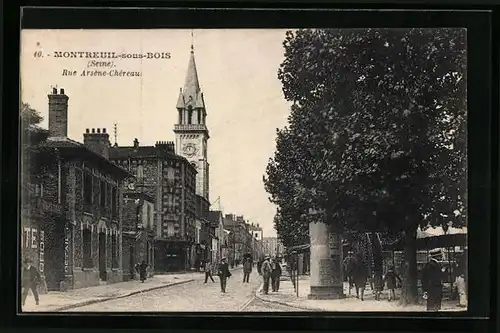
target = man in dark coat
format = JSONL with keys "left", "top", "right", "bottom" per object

{"left": 343, "top": 251, "right": 356, "bottom": 296}
{"left": 217, "top": 257, "right": 232, "bottom": 293}
{"left": 421, "top": 249, "right": 444, "bottom": 311}
{"left": 353, "top": 253, "right": 369, "bottom": 301}
{"left": 243, "top": 258, "right": 252, "bottom": 283}
{"left": 271, "top": 258, "right": 282, "bottom": 292}
{"left": 137, "top": 260, "right": 148, "bottom": 283}
{"left": 261, "top": 256, "right": 272, "bottom": 294}
{"left": 384, "top": 266, "right": 402, "bottom": 302}
{"left": 22, "top": 258, "right": 41, "bottom": 306}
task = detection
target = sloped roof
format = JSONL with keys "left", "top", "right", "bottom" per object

{"left": 42, "top": 137, "right": 132, "bottom": 179}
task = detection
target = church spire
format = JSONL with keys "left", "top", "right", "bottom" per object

{"left": 177, "top": 31, "right": 204, "bottom": 109}
{"left": 190, "top": 29, "right": 194, "bottom": 53}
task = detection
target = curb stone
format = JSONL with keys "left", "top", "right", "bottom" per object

{"left": 53, "top": 279, "right": 195, "bottom": 312}
{"left": 254, "top": 283, "right": 316, "bottom": 311}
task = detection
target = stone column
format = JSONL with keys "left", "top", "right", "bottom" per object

{"left": 308, "top": 221, "right": 344, "bottom": 299}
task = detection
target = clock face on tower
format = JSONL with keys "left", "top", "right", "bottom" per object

{"left": 182, "top": 143, "right": 198, "bottom": 157}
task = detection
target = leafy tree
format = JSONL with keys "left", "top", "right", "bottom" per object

{"left": 273, "top": 209, "right": 309, "bottom": 249}
{"left": 21, "top": 103, "right": 49, "bottom": 149}
{"left": 265, "top": 28, "right": 466, "bottom": 304}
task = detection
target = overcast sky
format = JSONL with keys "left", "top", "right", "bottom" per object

{"left": 21, "top": 29, "right": 293, "bottom": 238}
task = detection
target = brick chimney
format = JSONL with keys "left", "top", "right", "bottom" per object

{"left": 155, "top": 141, "right": 175, "bottom": 153}
{"left": 48, "top": 87, "right": 69, "bottom": 137}
{"left": 83, "top": 128, "right": 110, "bottom": 159}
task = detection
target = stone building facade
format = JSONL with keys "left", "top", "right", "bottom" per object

{"left": 262, "top": 237, "right": 285, "bottom": 258}
{"left": 248, "top": 223, "right": 264, "bottom": 261}
{"left": 207, "top": 210, "right": 224, "bottom": 264}
{"left": 109, "top": 141, "right": 197, "bottom": 272}
{"left": 122, "top": 191, "right": 155, "bottom": 280}
{"left": 21, "top": 88, "right": 131, "bottom": 291}
{"left": 223, "top": 214, "right": 253, "bottom": 265}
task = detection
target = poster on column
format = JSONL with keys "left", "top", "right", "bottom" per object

{"left": 17, "top": 7, "right": 473, "bottom": 315}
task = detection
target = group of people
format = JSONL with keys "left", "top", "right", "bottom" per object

{"left": 200, "top": 255, "right": 283, "bottom": 294}
{"left": 259, "top": 255, "right": 282, "bottom": 294}
{"left": 201, "top": 257, "right": 233, "bottom": 292}
{"left": 342, "top": 248, "right": 468, "bottom": 311}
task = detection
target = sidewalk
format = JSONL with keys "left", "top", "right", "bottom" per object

{"left": 255, "top": 276, "right": 467, "bottom": 312}
{"left": 22, "top": 266, "right": 243, "bottom": 312}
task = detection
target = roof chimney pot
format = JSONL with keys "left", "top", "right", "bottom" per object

{"left": 52, "top": 87, "right": 57, "bottom": 94}
{"left": 60, "top": 88, "right": 65, "bottom": 94}
{"left": 86, "top": 128, "right": 90, "bottom": 133}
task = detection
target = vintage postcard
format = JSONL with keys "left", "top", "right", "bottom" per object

{"left": 20, "top": 28, "right": 467, "bottom": 313}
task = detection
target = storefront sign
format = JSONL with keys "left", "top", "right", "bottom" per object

{"left": 64, "top": 226, "right": 69, "bottom": 274}
{"left": 39, "top": 231, "right": 45, "bottom": 273}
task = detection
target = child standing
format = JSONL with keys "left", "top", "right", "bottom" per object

{"left": 384, "top": 266, "right": 402, "bottom": 302}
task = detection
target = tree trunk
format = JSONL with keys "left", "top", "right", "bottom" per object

{"left": 400, "top": 228, "right": 419, "bottom": 305}
{"left": 308, "top": 221, "right": 344, "bottom": 299}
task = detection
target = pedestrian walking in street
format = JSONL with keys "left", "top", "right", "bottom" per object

{"left": 261, "top": 255, "right": 272, "bottom": 294}
{"left": 204, "top": 260, "right": 215, "bottom": 283}
{"left": 21, "top": 258, "right": 41, "bottom": 306}
{"left": 243, "top": 258, "right": 252, "bottom": 283}
{"left": 137, "top": 260, "right": 148, "bottom": 283}
{"left": 343, "top": 251, "right": 356, "bottom": 296}
{"left": 352, "top": 253, "right": 369, "bottom": 301}
{"left": 217, "top": 257, "right": 232, "bottom": 293}
{"left": 271, "top": 258, "right": 282, "bottom": 292}
{"left": 454, "top": 273, "right": 467, "bottom": 308}
{"left": 421, "top": 249, "right": 444, "bottom": 311}
{"left": 383, "top": 266, "right": 402, "bottom": 302}
{"left": 373, "top": 271, "right": 384, "bottom": 301}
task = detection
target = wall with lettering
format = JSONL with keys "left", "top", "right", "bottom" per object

{"left": 22, "top": 226, "right": 42, "bottom": 272}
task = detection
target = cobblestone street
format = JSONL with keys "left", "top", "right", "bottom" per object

{"left": 63, "top": 269, "right": 296, "bottom": 312}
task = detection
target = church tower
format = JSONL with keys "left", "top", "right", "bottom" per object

{"left": 174, "top": 41, "right": 210, "bottom": 201}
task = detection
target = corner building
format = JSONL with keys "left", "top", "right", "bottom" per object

{"left": 21, "top": 88, "right": 132, "bottom": 291}
{"left": 110, "top": 140, "right": 197, "bottom": 272}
